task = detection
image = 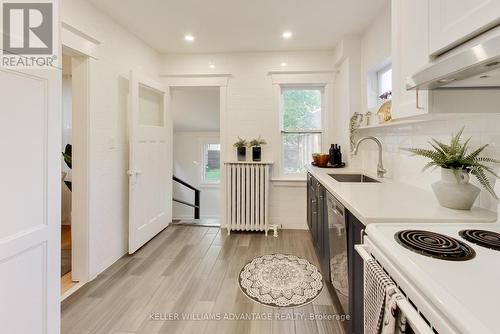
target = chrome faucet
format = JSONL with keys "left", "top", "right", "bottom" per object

{"left": 353, "top": 136, "right": 387, "bottom": 178}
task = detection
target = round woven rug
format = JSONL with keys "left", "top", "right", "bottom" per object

{"left": 238, "top": 254, "right": 323, "bottom": 308}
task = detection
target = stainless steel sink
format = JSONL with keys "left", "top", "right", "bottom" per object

{"left": 328, "top": 173, "right": 380, "bottom": 183}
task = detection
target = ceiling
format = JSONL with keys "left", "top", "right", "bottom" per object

{"left": 171, "top": 87, "right": 220, "bottom": 132}
{"left": 86, "top": 0, "right": 389, "bottom": 53}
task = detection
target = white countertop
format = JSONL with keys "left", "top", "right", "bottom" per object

{"left": 306, "top": 164, "right": 497, "bottom": 225}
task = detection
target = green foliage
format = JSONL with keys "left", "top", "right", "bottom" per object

{"left": 233, "top": 137, "right": 248, "bottom": 148}
{"left": 402, "top": 127, "right": 500, "bottom": 199}
{"left": 62, "top": 144, "right": 72, "bottom": 191}
{"left": 249, "top": 136, "right": 267, "bottom": 147}
{"left": 62, "top": 144, "right": 72, "bottom": 169}
{"left": 282, "top": 90, "right": 321, "bottom": 130}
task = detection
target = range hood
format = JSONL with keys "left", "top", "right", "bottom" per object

{"left": 407, "top": 34, "right": 500, "bottom": 90}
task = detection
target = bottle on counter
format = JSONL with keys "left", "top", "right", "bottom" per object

{"left": 329, "top": 144, "right": 336, "bottom": 165}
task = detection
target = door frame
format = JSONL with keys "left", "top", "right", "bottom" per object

{"left": 161, "top": 75, "right": 229, "bottom": 227}
{"left": 60, "top": 22, "right": 99, "bottom": 298}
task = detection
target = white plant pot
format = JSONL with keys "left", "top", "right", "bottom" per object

{"left": 432, "top": 168, "right": 480, "bottom": 210}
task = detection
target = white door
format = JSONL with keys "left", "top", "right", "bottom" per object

{"left": 0, "top": 68, "right": 61, "bottom": 333}
{"left": 128, "top": 71, "right": 172, "bottom": 254}
{"left": 429, "top": 0, "right": 500, "bottom": 56}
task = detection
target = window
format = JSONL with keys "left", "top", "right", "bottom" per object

{"left": 377, "top": 65, "right": 392, "bottom": 97}
{"left": 281, "top": 87, "right": 323, "bottom": 175}
{"left": 202, "top": 143, "right": 221, "bottom": 183}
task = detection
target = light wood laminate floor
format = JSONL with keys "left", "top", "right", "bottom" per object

{"left": 62, "top": 225, "right": 347, "bottom": 334}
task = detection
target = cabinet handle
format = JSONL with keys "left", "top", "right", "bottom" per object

{"left": 360, "top": 229, "right": 365, "bottom": 243}
{"left": 416, "top": 89, "right": 425, "bottom": 110}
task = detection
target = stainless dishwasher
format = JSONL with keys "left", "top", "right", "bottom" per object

{"left": 326, "top": 192, "right": 349, "bottom": 315}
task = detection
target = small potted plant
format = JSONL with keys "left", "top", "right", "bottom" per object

{"left": 234, "top": 137, "right": 248, "bottom": 161}
{"left": 403, "top": 128, "right": 499, "bottom": 210}
{"left": 249, "top": 136, "right": 267, "bottom": 162}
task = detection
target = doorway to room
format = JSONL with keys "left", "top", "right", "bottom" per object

{"left": 60, "top": 50, "right": 90, "bottom": 298}
{"left": 170, "top": 86, "right": 221, "bottom": 227}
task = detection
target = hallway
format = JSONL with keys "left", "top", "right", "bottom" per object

{"left": 61, "top": 226, "right": 346, "bottom": 334}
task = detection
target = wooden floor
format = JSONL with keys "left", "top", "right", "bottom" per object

{"left": 61, "top": 272, "right": 76, "bottom": 295}
{"left": 61, "top": 225, "right": 347, "bottom": 334}
{"left": 61, "top": 225, "right": 72, "bottom": 277}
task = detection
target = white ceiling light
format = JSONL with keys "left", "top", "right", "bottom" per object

{"left": 209, "top": 64, "right": 216, "bottom": 69}
{"left": 184, "top": 34, "right": 195, "bottom": 42}
{"left": 280, "top": 62, "right": 288, "bottom": 67}
{"left": 282, "top": 31, "right": 293, "bottom": 39}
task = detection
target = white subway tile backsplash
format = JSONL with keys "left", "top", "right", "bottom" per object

{"left": 354, "top": 115, "right": 500, "bottom": 211}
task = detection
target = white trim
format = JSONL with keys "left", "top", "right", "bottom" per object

{"left": 61, "top": 22, "right": 100, "bottom": 59}
{"left": 59, "top": 20, "right": 96, "bottom": 288}
{"left": 69, "top": 54, "right": 91, "bottom": 284}
{"left": 274, "top": 84, "right": 330, "bottom": 179}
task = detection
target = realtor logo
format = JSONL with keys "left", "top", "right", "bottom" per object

{"left": 1, "top": 1, "right": 57, "bottom": 68}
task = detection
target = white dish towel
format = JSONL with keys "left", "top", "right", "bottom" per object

{"left": 364, "top": 258, "right": 408, "bottom": 334}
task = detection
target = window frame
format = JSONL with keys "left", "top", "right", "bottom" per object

{"left": 279, "top": 85, "right": 325, "bottom": 178}
{"left": 200, "top": 140, "right": 221, "bottom": 187}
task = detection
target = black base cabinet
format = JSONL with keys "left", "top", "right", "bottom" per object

{"left": 307, "top": 174, "right": 325, "bottom": 258}
{"left": 347, "top": 212, "right": 365, "bottom": 334}
{"left": 307, "top": 174, "right": 365, "bottom": 334}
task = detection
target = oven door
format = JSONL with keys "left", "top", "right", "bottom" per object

{"left": 355, "top": 244, "right": 435, "bottom": 334}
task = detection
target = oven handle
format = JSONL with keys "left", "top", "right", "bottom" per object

{"left": 355, "top": 244, "right": 435, "bottom": 334}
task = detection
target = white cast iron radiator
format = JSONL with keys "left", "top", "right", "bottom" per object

{"left": 225, "top": 162, "right": 272, "bottom": 235}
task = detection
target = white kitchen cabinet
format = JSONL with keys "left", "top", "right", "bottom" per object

{"left": 429, "top": 0, "right": 500, "bottom": 56}
{"left": 391, "top": 0, "right": 430, "bottom": 119}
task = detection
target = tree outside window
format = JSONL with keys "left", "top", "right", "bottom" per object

{"left": 281, "top": 88, "right": 322, "bottom": 174}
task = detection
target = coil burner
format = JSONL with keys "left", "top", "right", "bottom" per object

{"left": 459, "top": 230, "right": 500, "bottom": 251}
{"left": 395, "top": 230, "right": 475, "bottom": 261}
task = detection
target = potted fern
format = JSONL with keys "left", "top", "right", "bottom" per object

{"left": 234, "top": 137, "right": 248, "bottom": 161}
{"left": 249, "top": 136, "right": 267, "bottom": 162}
{"left": 403, "top": 128, "right": 499, "bottom": 210}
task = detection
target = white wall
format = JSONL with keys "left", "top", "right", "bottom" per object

{"left": 171, "top": 87, "right": 220, "bottom": 132}
{"left": 173, "top": 132, "right": 221, "bottom": 219}
{"left": 331, "top": 36, "right": 362, "bottom": 162}
{"left": 353, "top": 2, "right": 500, "bottom": 212}
{"left": 162, "top": 51, "right": 335, "bottom": 229}
{"left": 62, "top": 0, "right": 161, "bottom": 278}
